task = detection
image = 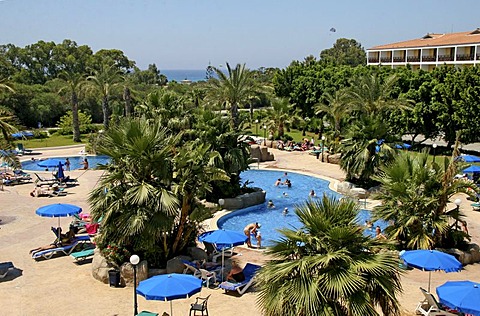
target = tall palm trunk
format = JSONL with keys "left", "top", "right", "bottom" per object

{"left": 71, "top": 91, "right": 81, "bottom": 142}
{"left": 102, "top": 95, "right": 109, "bottom": 129}
{"left": 172, "top": 194, "right": 193, "bottom": 253}
{"left": 123, "top": 86, "right": 131, "bottom": 117}
{"left": 231, "top": 103, "right": 239, "bottom": 130}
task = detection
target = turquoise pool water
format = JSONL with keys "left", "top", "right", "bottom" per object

{"left": 21, "top": 156, "right": 110, "bottom": 171}
{"left": 218, "top": 169, "right": 387, "bottom": 246}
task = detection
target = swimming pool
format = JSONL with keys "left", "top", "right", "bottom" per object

{"left": 21, "top": 155, "right": 110, "bottom": 171}
{"left": 217, "top": 169, "right": 387, "bottom": 246}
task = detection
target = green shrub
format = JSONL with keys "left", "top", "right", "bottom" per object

{"left": 56, "top": 111, "right": 97, "bottom": 135}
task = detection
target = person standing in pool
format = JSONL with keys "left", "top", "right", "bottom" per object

{"left": 64, "top": 158, "right": 71, "bottom": 171}
{"left": 243, "top": 222, "right": 261, "bottom": 248}
{"left": 80, "top": 158, "right": 89, "bottom": 170}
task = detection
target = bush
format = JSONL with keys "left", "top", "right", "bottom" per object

{"left": 100, "top": 243, "right": 131, "bottom": 268}
{"left": 56, "top": 110, "right": 97, "bottom": 135}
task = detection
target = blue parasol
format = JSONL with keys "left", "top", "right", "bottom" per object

{"left": 456, "top": 155, "right": 480, "bottom": 163}
{"left": 137, "top": 273, "right": 202, "bottom": 316}
{"left": 436, "top": 280, "right": 480, "bottom": 315}
{"left": 400, "top": 250, "right": 462, "bottom": 292}
{"left": 37, "top": 159, "right": 64, "bottom": 168}
{"left": 35, "top": 203, "right": 82, "bottom": 228}
{"left": 57, "top": 163, "right": 65, "bottom": 180}
{"left": 11, "top": 131, "right": 34, "bottom": 138}
{"left": 463, "top": 165, "right": 480, "bottom": 173}
{"left": 198, "top": 229, "right": 247, "bottom": 281}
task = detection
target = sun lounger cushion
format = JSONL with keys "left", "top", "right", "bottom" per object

{"left": 70, "top": 248, "right": 95, "bottom": 261}
{"left": 137, "top": 311, "right": 158, "bottom": 316}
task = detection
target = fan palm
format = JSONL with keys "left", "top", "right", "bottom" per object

{"left": 264, "top": 97, "right": 292, "bottom": 139}
{"left": 372, "top": 148, "right": 477, "bottom": 249}
{"left": 89, "top": 118, "right": 180, "bottom": 255}
{"left": 256, "top": 196, "right": 402, "bottom": 316}
{"left": 314, "top": 89, "right": 351, "bottom": 140}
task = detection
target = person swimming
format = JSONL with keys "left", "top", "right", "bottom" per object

{"left": 274, "top": 178, "right": 282, "bottom": 186}
{"left": 309, "top": 189, "right": 316, "bottom": 197}
{"left": 267, "top": 200, "right": 275, "bottom": 208}
{"left": 282, "top": 207, "right": 289, "bottom": 215}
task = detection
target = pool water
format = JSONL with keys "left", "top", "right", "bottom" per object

{"left": 21, "top": 156, "right": 110, "bottom": 171}
{"left": 218, "top": 169, "right": 387, "bottom": 246}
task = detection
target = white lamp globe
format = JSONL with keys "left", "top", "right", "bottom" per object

{"left": 130, "top": 254, "right": 140, "bottom": 265}
{"left": 454, "top": 198, "right": 462, "bottom": 206}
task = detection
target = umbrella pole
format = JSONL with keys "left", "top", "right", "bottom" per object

{"left": 170, "top": 300, "right": 173, "bottom": 316}
{"left": 428, "top": 271, "right": 432, "bottom": 293}
{"left": 221, "top": 248, "right": 225, "bottom": 282}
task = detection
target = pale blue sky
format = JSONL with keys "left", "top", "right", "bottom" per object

{"left": 0, "top": 0, "right": 479, "bottom": 70}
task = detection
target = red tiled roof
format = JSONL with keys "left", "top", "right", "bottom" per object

{"left": 369, "top": 29, "right": 480, "bottom": 50}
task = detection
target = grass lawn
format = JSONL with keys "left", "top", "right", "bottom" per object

{"left": 19, "top": 134, "right": 87, "bottom": 149}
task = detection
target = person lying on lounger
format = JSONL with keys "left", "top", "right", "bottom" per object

{"left": 226, "top": 259, "right": 245, "bottom": 282}
{"left": 29, "top": 225, "right": 77, "bottom": 254}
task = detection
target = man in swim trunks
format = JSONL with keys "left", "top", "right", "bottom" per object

{"left": 243, "top": 222, "right": 261, "bottom": 248}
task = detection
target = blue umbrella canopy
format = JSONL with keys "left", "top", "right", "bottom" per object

{"left": 463, "top": 165, "right": 480, "bottom": 173}
{"left": 37, "top": 158, "right": 64, "bottom": 168}
{"left": 198, "top": 229, "right": 247, "bottom": 247}
{"left": 395, "top": 143, "right": 412, "bottom": 149}
{"left": 11, "top": 131, "right": 34, "bottom": 138}
{"left": 137, "top": 273, "right": 202, "bottom": 316}
{"left": 436, "top": 281, "right": 480, "bottom": 315}
{"left": 401, "top": 249, "right": 462, "bottom": 292}
{"left": 35, "top": 203, "right": 82, "bottom": 218}
{"left": 456, "top": 155, "right": 480, "bottom": 163}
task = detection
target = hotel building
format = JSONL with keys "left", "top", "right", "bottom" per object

{"left": 367, "top": 29, "right": 480, "bottom": 71}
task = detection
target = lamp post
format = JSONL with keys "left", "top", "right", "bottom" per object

{"left": 321, "top": 135, "right": 326, "bottom": 162}
{"left": 454, "top": 198, "right": 461, "bottom": 231}
{"left": 130, "top": 254, "right": 140, "bottom": 316}
{"left": 255, "top": 119, "right": 259, "bottom": 136}
{"left": 263, "top": 125, "right": 267, "bottom": 146}
{"left": 432, "top": 143, "right": 438, "bottom": 163}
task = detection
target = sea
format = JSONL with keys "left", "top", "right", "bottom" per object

{"left": 161, "top": 69, "right": 209, "bottom": 83}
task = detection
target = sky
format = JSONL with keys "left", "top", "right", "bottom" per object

{"left": 1, "top": 0, "right": 479, "bottom": 70}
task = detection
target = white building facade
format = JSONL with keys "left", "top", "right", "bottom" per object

{"left": 367, "top": 29, "right": 480, "bottom": 71}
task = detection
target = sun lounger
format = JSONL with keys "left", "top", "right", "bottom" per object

{"left": 34, "top": 173, "right": 58, "bottom": 186}
{"left": 0, "top": 262, "right": 14, "bottom": 278}
{"left": 32, "top": 236, "right": 91, "bottom": 260}
{"left": 70, "top": 248, "right": 95, "bottom": 261}
{"left": 203, "top": 241, "right": 233, "bottom": 263}
{"left": 137, "top": 311, "right": 158, "bottom": 316}
{"left": 218, "top": 263, "right": 261, "bottom": 295}
{"left": 415, "top": 287, "right": 458, "bottom": 316}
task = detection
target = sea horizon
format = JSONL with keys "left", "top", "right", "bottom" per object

{"left": 161, "top": 69, "right": 208, "bottom": 83}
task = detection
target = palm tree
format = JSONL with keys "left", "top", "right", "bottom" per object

{"left": 314, "top": 89, "right": 351, "bottom": 140}
{"left": 57, "top": 71, "right": 85, "bottom": 142}
{"left": 170, "top": 142, "right": 229, "bottom": 254}
{"left": 0, "top": 81, "right": 19, "bottom": 168}
{"left": 339, "top": 115, "right": 399, "bottom": 185}
{"left": 373, "top": 143, "right": 477, "bottom": 250}
{"left": 347, "top": 74, "right": 411, "bottom": 116}
{"left": 207, "top": 63, "right": 260, "bottom": 129}
{"left": 264, "top": 97, "right": 292, "bottom": 139}
{"left": 88, "top": 118, "right": 180, "bottom": 259}
{"left": 256, "top": 196, "right": 402, "bottom": 316}
{"left": 86, "top": 64, "right": 123, "bottom": 129}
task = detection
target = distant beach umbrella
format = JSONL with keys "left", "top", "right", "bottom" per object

{"left": 37, "top": 159, "right": 64, "bottom": 168}
{"left": 455, "top": 154, "right": 480, "bottom": 163}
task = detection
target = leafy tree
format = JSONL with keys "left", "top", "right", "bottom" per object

{"left": 86, "top": 63, "right": 123, "bottom": 129}
{"left": 314, "top": 89, "right": 351, "bottom": 140}
{"left": 56, "top": 110, "right": 95, "bottom": 135}
{"left": 257, "top": 197, "right": 402, "bottom": 316}
{"left": 320, "top": 38, "right": 366, "bottom": 67}
{"left": 207, "top": 63, "right": 260, "bottom": 130}
{"left": 372, "top": 149, "right": 476, "bottom": 249}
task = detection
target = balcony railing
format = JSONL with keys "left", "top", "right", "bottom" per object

{"left": 393, "top": 57, "right": 405, "bottom": 63}
{"left": 456, "top": 54, "right": 474, "bottom": 61}
{"left": 380, "top": 57, "right": 392, "bottom": 63}
{"left": 438, "top": 55, "right": 454, "bottom": 62}
{"left": 368, "top": 58, "right": 379, "bottom": 63}
{"left": 407, "top": 56, "right": 420, "bottom": 62}
{"left": 422, "top": 56, "right": 436, "bottom": 62}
